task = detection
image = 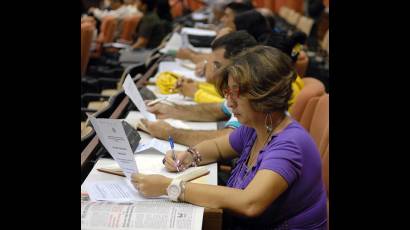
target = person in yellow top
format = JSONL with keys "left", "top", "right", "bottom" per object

{"left": 156, "top": 71, "right": 225, "bottom": 103}
{"left": 290, "top": 73, "right": 304, "bottom": 106}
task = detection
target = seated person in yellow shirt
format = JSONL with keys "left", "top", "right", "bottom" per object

{"left": 174, "top": 30, "right": 258, "bottom": 103}
{"left": 141, "top": 31, "right": 305, "bottom": 147}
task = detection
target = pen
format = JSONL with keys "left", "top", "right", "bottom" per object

{"left": 168, "top": 136, "right": 179, "bottom": 172}
{"left": 201, "top": 60, "right": 207, "bottom": 78}
{"left": 147, "top": 97, "right": 167, "bottom": 106}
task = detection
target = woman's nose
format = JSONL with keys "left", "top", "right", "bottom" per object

{"left": 226, "top": 96, "right": 237, "bottom": 108}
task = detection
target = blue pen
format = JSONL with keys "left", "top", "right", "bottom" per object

{"left": 168, "top": 136, "right": 180, "bottom": 172}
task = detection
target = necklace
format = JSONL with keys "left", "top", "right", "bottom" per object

{"left": 236, "top": 114, "right": 287, "bottom": 186}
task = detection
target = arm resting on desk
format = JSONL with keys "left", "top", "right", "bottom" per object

{"left": 141, "top": 118, "right": 233, "bottom": 146}
{"left": 147, "top": 102, "right": 227, "bottom": 121}
{"left": 168, "top": 127, "right": 233, "bottom": 147}
{"left": 176, "top": 48, "right": 211, "bottom": 64}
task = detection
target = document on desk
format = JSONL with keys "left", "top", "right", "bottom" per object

{"left": 89, "top": 117, "right": 138, "bottom": 180}
{"left": 123, "top": 74, "right": 156, "bottom": 122}
{"left": 135, "top": 137, "right": 171, "bottom": 154}
{"left": 181, "top": 27, "right": 216, "bottom": 37}
{"left": 86, "top": 180, "right": 142, "bottom": 202}
{"left": 81, "top": 200, "right": 204, "bottom": 230}
{"left": 160, "top": 32, "right": 182, "bottom": 54}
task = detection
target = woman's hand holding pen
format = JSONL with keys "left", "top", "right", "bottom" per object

{"left": 163, "top": 150, "right": 193, "bottom": 172}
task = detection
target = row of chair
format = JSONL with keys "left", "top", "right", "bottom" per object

{"left": 81, "top": 14, "right": 143, "bottom": 77}
{"left": 301, "top": 93, "right": 329, "bottom": 227}
{"left": 81, "top": 22, "right": 95, "bottom": 77}
{"left": 277, "top": 6, "right": 329, "bottom": 59}
{"left": 290, "top": 77, "right": 329, "bottom": 226}
{"left": 278, "top": 6, "right": 314, "bottom": 37}
{"left": 80, "top": 47, "right": 167, "bottom": 153}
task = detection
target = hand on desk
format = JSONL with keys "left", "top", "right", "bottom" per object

{"left": 146, "top": 102, "right": 178, "bottom": 119}
{"left": 131, "top": 173, "right": 171, "bottom": 197}
{"left": 176, "top": 48, "right": 194, "bottom": 60}
{"left": 140, "top": 118, "right": 174, "bottom": 140}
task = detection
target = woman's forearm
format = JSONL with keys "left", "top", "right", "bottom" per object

{"left": 183, "top": 182, "right": 253, "bottom": 217}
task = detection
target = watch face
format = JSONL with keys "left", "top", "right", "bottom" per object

{"left": 169, "top": 185, "right": 180, "bottom": 196}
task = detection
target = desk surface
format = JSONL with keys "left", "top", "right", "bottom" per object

{"left": 81, "top": 131, "right": 222, "bottom": 230}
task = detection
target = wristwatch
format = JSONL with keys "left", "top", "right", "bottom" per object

{"left": 167, "top": 178, "right": 183, "bottom": 202}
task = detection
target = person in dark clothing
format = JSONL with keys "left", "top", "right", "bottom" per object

{"left": 156, "top": 0, "right": 173, "bottom": 22}
{"left": 233, "top": 9, "right": 271, "bottom": 42}
{"left": 220, "top": 2, "right": 253, "bottom": 29}
{"left": 156, "top": 0, "right": 173, "bottom": 34}
{"left": 131, "top": 0, "right": 165, "bottom": 49}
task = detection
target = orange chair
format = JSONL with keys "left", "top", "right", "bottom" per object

{"left": 302, "top": 94, "right": 329, "bottom": 156}
{"left": 321, "top": 29, "right": 329, "bottom": 54}
{"left": 92, "top": 15, "right": 118, "bottom": 58}
{"left": 252, "top": 0, "right": 265, "bottom": 8}
{"left": 186, "top": 0, "right": 204, "bottom": 11}
{"left": 119, "top": 14, "right": 142, "bottom": 43}
{"left": 323, "top": 0, "right": 329, "bottom": 8}
{"left": 299, "top": 93, "right": 329, "bottom": 225}
{"left": 169, "top": 0, "right": 183, "bottom": 18}
{"left": 299, "top": 96, "right": 320, "bottom": 131}
{"left": 289, "top": 77, "right": 325, "bottom": 121}
{"left": 81, "top": 22, "right": 95, "bottom": 77}
{"left": 309, "top": 94, "right": 329, "bottom": 157}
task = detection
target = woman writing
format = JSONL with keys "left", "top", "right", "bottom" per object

{"left": 132, "top": 46, "right": 327, "bottom": 229}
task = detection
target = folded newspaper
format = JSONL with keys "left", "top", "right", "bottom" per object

{"left": 81, "top": 200, "right": 204, "bottom": 230}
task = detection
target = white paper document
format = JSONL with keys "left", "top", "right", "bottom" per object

{"left": 181, "top": 27, "right": 216, "bottom": 36}
{"left": 191, "top": 12, "right": 208, "bottom": 21}
{"left": 175, "top": 58, "right": 196, "bottom": 70}
{"left": 159, "top": 32, "right": 182, "bottom": 54}
{"left": 86, "top": 180, "right": 142, "bottom": 202}
{"left": 135, "top": 138, "right": 172, "bottom": 154}
{"left": 81, "top": 200, "right": 204, "bottom": 230}
{"left": 123, "top": 74, "right": 157, "bottom": 121}
{"left": 89, "top": 117, "right": 139, "bottom": 180}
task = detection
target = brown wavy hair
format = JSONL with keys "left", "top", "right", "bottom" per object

{"left": 215, "top": 45, "right": 296, "bottom": 113}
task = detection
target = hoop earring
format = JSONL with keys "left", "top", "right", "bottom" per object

{"left": 265, "top": 113, "right": 273, "bottom": 133}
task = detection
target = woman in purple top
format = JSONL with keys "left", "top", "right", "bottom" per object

{"left": 131, "top": 46, "right": 327, "bottom": 229}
